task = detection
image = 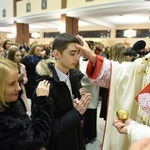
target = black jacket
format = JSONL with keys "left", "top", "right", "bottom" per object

{"left": 35, "top": 59, "right": 85, "bottom": 150}
{"left": 0, "top": 96, "right": 54, "bottom": 150}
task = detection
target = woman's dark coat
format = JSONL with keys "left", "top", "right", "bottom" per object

{"left": 21, "top": 55, "right": 42, "bottom": 98}
{"left": 0, "top": 96, "right": 54, "bottom": 150}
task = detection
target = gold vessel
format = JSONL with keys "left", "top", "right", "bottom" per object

{"left": 116, "top": 109, "right": 129, "bottom": 120}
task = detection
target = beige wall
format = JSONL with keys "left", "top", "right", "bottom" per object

{"left": 0, "top": 0, "right": 14, "bottom": 18}
{"left": 0, "top": 32, "right": 7, "bottom": 41}
{"left": 67, "top": 0, "right": 122, "bottom": 8}
{"left": 16, "top": 0, "right": 125, "bottom": 17}
{"left": 17, "top": 0, "right": 61, "bottom": 16}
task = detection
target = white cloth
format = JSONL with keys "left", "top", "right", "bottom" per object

{"left": 127, "top": 121, "right": 150, "bottom": 143}
{"left": 80, "top": 58, "right": 99, "bottom": 109}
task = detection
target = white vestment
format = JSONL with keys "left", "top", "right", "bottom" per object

{"left": 127, "top": 121, "right": 150, "bottom": 143}
{"left": 87, "top": 53, "right": 150, "bottom": 150}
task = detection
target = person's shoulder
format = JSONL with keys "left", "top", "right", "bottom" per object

{"left": 19, "top": 63, "right": 25, "bottom": 68}
{"left": 21, "top": 55, "right": 29, "bottom": 62}
{"left": 36, "top": 59, "right": 54, "bottom": 77}
{"left": 70, "top": 69, "right": 84, "bottom": 79}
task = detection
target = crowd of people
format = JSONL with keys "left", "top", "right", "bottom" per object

{"left": 0, "top": 33, "right": 150, "bottom": 150}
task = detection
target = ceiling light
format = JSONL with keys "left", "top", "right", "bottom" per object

{"left": 123, "top": 29, "right": 137, "bottom": 38}
{"left": 7, "top": 33, "right": 15, "bottom": 38}
{"left": 58, "top": 24, "right": 66, "bottom": 33}
{"left": 31, "top": 32, "right": 40, "bottom": 38}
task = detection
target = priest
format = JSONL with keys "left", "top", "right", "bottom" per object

{"left": 76, "top": 35, "right": 149, "bottom": 150}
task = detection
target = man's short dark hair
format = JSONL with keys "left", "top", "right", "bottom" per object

{"left": 52, "top": 33, "right": 79, "bottom": 54}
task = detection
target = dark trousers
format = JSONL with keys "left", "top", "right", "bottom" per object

{"left": 82, "top": 108, "right": 97, "bottom": 141}
{"left": 99, "top": 87, "right": 109, "bottom": 120}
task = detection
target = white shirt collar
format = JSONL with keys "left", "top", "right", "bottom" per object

{"left": 55, "top": 67, "right": 74, "bottom": 99}
{"left": 55, "top": 67, "right": 69, "bottom": 82}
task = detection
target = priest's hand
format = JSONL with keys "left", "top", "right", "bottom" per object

{"left": 113, "top": 118, "right": 132, "bottom": 134}
{"left": 76, "top": 35, "right": 96, "bottom": 64}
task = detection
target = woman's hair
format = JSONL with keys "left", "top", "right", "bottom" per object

{"left": 109, "top": 43, "right": 130, "bottom": 63}
{"left": 2, "top": 40, "right": 12, "bottom": 50}
{"left": 7, "top": 45, "right": 19, "bottom": 62}
{"left": 0, "top": 57, "right": 18, "bottom": 111}
{"left": 26, "top": 44, "right": 39, "bottom": 56}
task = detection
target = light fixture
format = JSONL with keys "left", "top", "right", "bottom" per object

{"left": 123, "top": 29, "right": 137, "bottom": 38}
{"left": 58, "top": 24, "right": 66, "bottom": 33}
{"left": 31, "top": 32, "right": 40, "bottom": 38}
{"left": 7, "top": 33, "right": 15, "bottom": 38}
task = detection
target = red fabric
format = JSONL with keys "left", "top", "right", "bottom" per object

{"left": 86, "top": 55, "right": 104, "bottom": 79}
{"left": 135, "top": 83, "right": 150, "bottom": 101}
{"left": 135, "top": 83, "right": 150, "bottom": 114}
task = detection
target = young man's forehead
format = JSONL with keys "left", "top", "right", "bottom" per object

{"left": 68, "top": 49, "right": 79, "bottom": 52}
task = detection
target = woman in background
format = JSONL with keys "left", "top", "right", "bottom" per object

{"left": 0, "top": 46, "right": 4, "bottom": 58}
{"left": 109, "top": 43, "right": 130, "bottom": 63}
{"left": 21, "top": 44, "right": 42, "bottom": 99}
{"left": 7, "top": 45, "right": 29, "bottom": 112}
{"left": 2, "top": 40, "right": 12, "bottom": 57}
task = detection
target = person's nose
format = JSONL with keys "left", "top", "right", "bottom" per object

{"left": 75, "top": 53, "right": 80, "bottom": 60}
{"left": 16, "top": 82, "right": 21, "bottom": 91}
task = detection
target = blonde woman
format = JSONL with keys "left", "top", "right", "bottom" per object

{"left": 109, "top": 43, "right": 130, "bottom": 63}
{"left": 0, "top": 57, "right": 54, "bottom": 149}
{"left": 21, "top": 44, "right": 42, "bottom": 99}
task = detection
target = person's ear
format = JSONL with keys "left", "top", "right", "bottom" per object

{"left": 52, "top": 50, "right": 60, "bottom": 59}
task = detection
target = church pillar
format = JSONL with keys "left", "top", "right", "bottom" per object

{"left": 61, "top": 0, "right": 78, "bottom": 35}
{"left": 14, "top": 21, "right": 29, "bottom": 44}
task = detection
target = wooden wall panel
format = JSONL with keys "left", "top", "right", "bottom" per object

{"left": 15, "top": 22, "right": 29, "bottom": 44}
{"left": 23, "top": 24, "right": 29, "bottom": 44}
